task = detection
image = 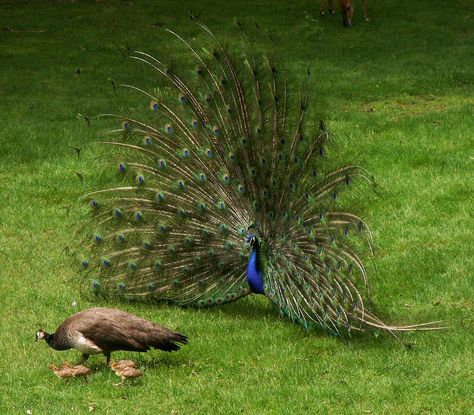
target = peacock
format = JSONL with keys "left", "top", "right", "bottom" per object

{"left": 74, "top": 22, "right": 439, "bottom": 338}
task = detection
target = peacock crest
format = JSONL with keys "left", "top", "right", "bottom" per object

{"left": 74, "top": 22, "right": 438, "bottom": 337}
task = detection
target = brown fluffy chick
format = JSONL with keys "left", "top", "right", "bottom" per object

{"left": 113, "top": 366, "right": 143, "bottom": 386}
{"left": 60, "top": 362, "right": 92, "bottom": 378}
{"left": 109, "top": 359, "right": 137, "bottom": 371}
{"left": 48, "top": 363, "right": 91, "bottom": 381}
{"left": 49, "top": 364, "right": 75, "bottom": 380}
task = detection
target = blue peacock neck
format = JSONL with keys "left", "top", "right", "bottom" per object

{"left": 247, "top": 237, "right": 265, "bottom": 294}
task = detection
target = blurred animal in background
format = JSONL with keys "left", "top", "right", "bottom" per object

{"left": 320, "top": 0, "right": 369, "bottom": 27}
{"left": 319, "top": 0, "right": 336, "bottom": 16}
{"left": 36, "top": 307, "right": 187, "bottom": 365}
{"left": 74, "top": 22, "right": 440, "bottom": 338}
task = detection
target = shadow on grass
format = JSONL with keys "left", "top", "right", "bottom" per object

{"left": 83, "top": 289, "right": 436, "bottom": 356}
{"left": 73, "top": 353, "right": 191, "bottom": 374}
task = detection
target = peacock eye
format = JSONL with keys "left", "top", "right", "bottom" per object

{"left": 246, "top": 234, "right": 256, "bottom": 246}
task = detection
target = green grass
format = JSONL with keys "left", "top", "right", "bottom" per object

{"left": 1, "top": 0, "right": 473, "bottom": 413}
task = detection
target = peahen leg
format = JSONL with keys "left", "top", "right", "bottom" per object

{"left": 104, "top": 352, "right": 111, "bottom": 366}
{"left": 76, "top": 353, "right": 89, "bottom": 365}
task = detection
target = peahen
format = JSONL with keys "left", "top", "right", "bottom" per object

{"left": 36, "top": 307, "right": 188, "bottom": 365}
{"left": 75, "top": 23, "right": 439, "bottom": 337}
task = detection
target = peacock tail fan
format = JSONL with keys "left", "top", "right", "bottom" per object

{"left": 73, "top": 22, "right": 442, "bottom": 337}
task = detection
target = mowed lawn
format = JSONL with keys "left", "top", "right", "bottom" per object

{"left": 0, "top": 0, "right": 473, "bottom": 414}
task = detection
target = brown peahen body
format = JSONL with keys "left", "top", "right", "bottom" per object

{"left": 36, "top": 307, "right": 187, "bottom": 364}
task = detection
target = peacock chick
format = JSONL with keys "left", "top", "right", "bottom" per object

{"left": 36, "top": 307, "right": 188, "bottom": 365}
{"left": 112, "top": 365, "right": 143, "bottom": 386}
{"left": 49, "top": 364, "right": 75, "bottom": 381}
{"left": 109, "top": 359, "right": 138, "bottom": 371}
{"left": 61, "top": 362, "right": 92, "bottom": 378}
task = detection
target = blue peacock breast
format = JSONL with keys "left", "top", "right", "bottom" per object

{"left": 247, "top": 244, "right": 265, "bottom": 294}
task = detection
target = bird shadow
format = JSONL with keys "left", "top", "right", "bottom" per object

{"left": 196, "top": 295, "right": 279, "bottom": 322}
{"left": 80, "top": 354, "right": 189, "bottom": 372}
{"left": 201, "top": 297, "right": 423, "bottom": 352}
{"left": 93, "top": 296, "right": 422, "bottom": 354}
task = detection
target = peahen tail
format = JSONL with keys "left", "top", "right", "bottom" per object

{"left": 74, "top": 22, "right": 442, "bottom": 337}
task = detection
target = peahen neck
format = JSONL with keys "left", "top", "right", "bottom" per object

{"left": 247, "top": 238, "right": 265, "bottom": 294}
{"left": 44, "top": 332, "right": 55, "bottom": 347}
{"left": 45, "top": 332, "right": 68, "bottom": 351}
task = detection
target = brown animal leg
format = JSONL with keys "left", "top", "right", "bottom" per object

{"left": 329, "top": 0, "right": 335, "bottom": 14}
{"left": 361, "top": 0, "right": 369, "bottom": 21}
{"left": 320, "top": 0, "right": 335, "bottom": 15}
{"left": 76, "top": 353, "right": 89, "bottom": 365}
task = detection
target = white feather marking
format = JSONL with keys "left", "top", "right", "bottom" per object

{"left": 73, "top": 333, "right": 103, "bottom": 354}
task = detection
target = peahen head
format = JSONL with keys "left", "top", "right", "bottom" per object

{"left": 35, "top": 329, "right": 53, "bottom": 344}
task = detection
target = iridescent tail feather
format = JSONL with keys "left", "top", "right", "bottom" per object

{"left": 73, "top": 22, "right": 442, "bottom": 336}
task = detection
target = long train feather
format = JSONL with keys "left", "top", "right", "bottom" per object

{"left": 73, "top": 23, "right": 443, "bottom": 336}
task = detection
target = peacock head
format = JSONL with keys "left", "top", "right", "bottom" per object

{"left": 246, "top": 234, "right": 256, "bottom": 247}
{"left": 246, "top": 224, "right": 260, "bottom": 248}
